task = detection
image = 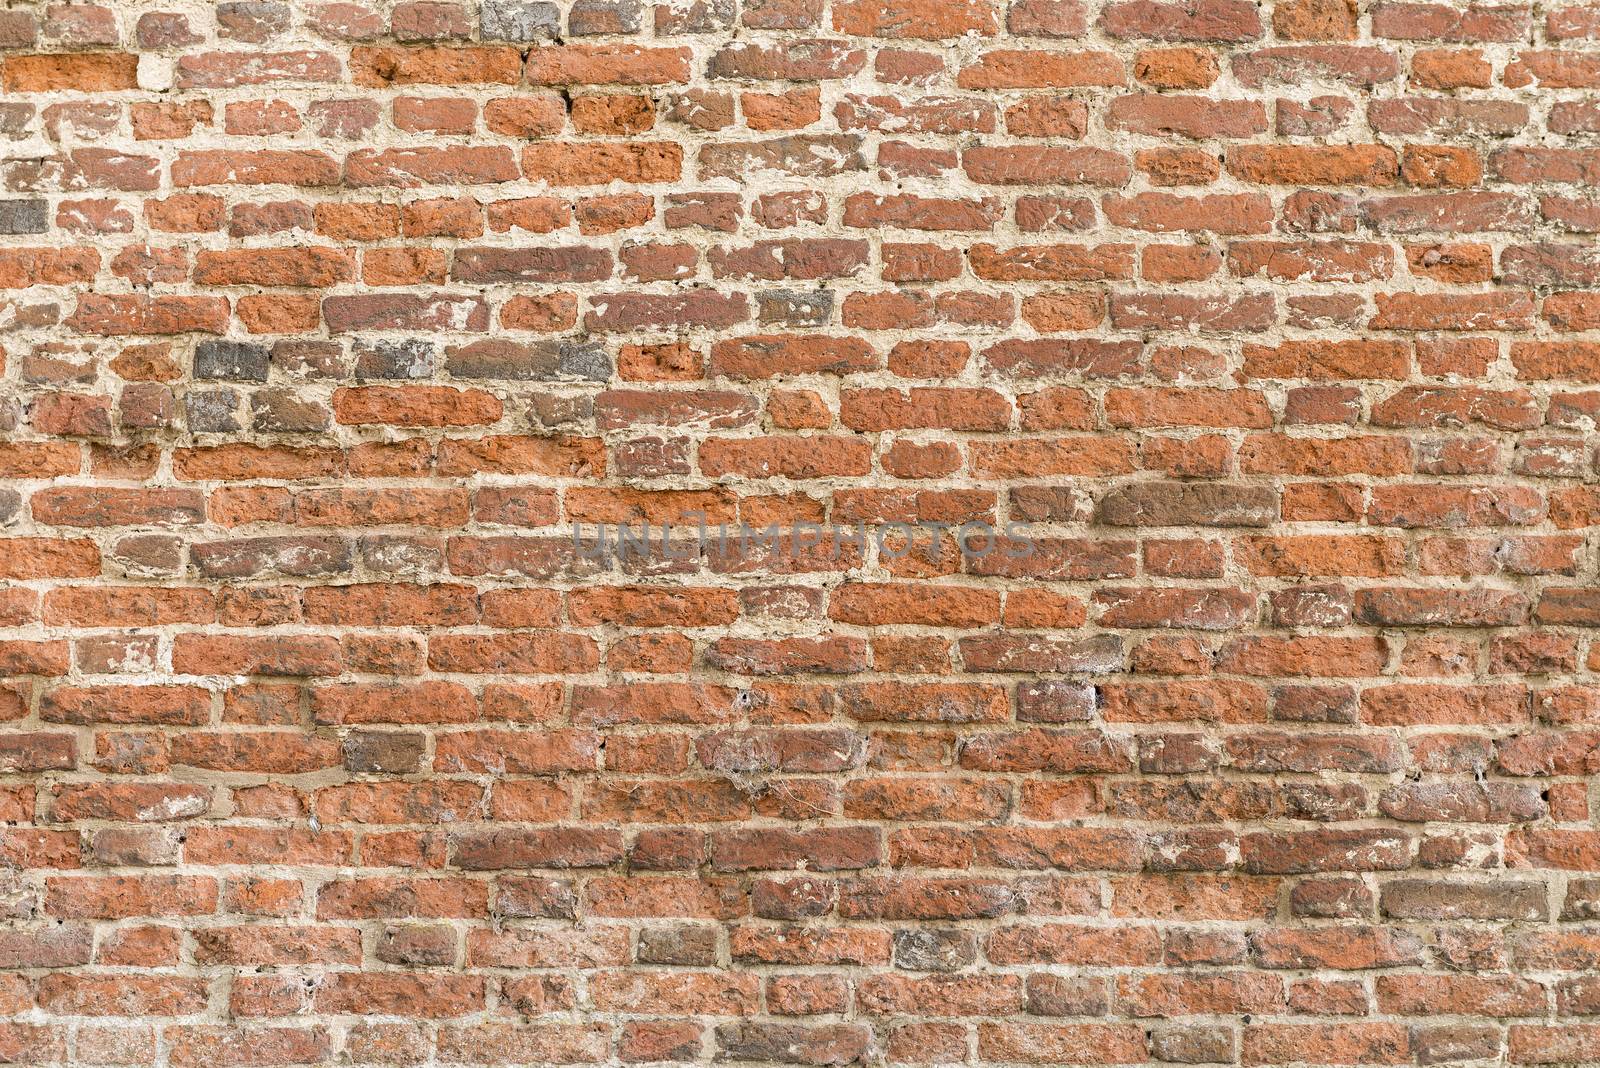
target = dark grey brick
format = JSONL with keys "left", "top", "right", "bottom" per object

{"left": 0, "top": 199, "right": 47, "bottom": 235}
{"left": 194, "top": 340, "right": 270, "bottom": 382}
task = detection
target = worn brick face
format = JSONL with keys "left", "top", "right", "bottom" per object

{"left": 0, "top": 0, "right": 1596, "bottom": 1063}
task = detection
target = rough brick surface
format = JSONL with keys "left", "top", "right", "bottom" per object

{"left": 0, "top": 0, "right": 1598, "bottom": 1063}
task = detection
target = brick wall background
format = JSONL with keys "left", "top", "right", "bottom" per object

{"left": 1, "top": 0, "right": 1599, "bottom": 1063}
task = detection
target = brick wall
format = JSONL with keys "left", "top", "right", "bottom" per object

{"left": 0, "top": 0, "right": 1598, "bottom": 1063}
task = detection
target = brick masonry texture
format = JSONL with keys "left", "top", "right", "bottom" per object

{"left": 3, "top": 0, "right": 1600, "bottom": 1064}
